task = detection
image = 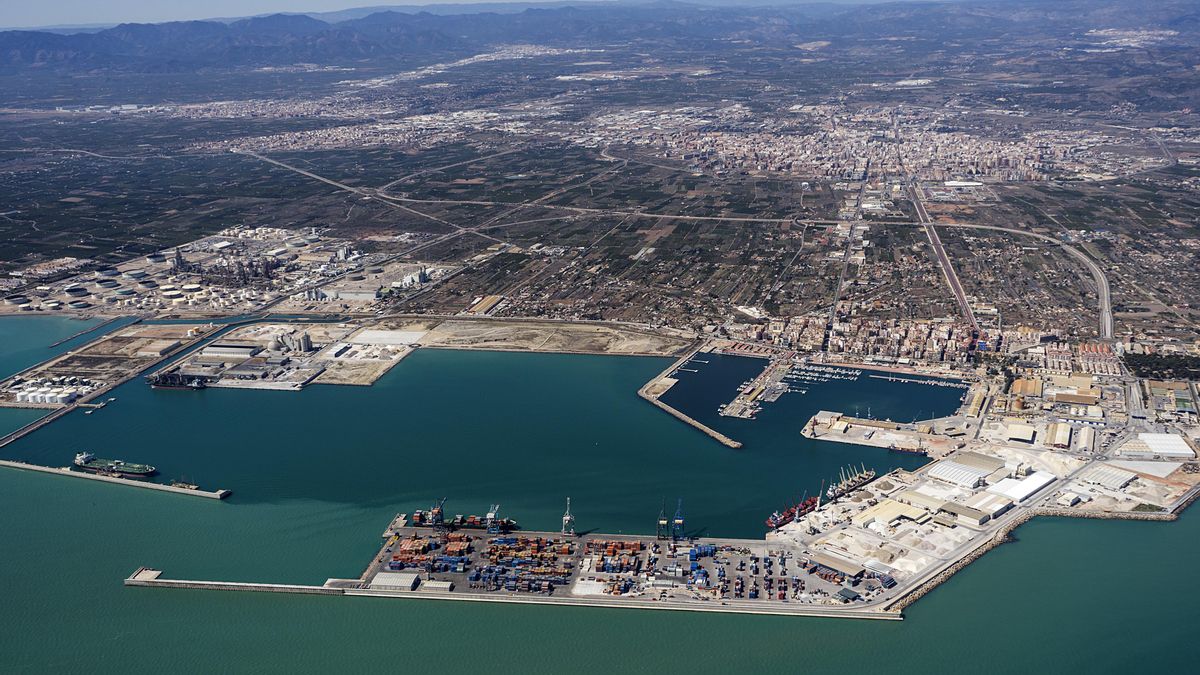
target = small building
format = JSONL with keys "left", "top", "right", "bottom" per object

{"left": 1057, "top": 493, "right": 1081, "bottom": 507}
{"left": 420, "top": 580, "right": 455, "bottom": 592}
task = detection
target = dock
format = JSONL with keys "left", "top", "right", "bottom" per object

{"left": 125, "top": 519, "right": 906, "bottom": 620}
{"left": 0, "top": 459, "right": 230, "bottom": 499}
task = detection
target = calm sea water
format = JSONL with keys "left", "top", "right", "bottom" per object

{"left": 0, "top": 315, "right": 111, "bottom": 435}
{"left": 0, "top": 317, "right": 1196, "bottom": 673}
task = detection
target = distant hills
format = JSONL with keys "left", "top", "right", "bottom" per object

{"left": 1, "top": 0, "right": 1195, "bottom": 73}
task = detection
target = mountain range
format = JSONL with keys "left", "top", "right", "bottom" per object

{"left": 1, "top": 0, "right": 1196, "bottom": 73}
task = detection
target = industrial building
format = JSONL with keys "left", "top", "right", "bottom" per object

{"left": 1005, "top": 423, "right": 1037, "bottom": 444}
{"left": 987, "top": 471, "right": 1056, "bottom": 503}
{"left": 962, "top": 492, "right": 1015, "bottom": 519}
{"left": 1115, "top": 433, "right": 1196, "bottom": 459}
{"left": 1046, "top": 423, "right": 1073, "bottom": 449}
{"left": 1079, "top": 464, "right": 1137, "bottom": 491}
{"left": 369, "top": 571, "right": 420, "bottom": 591}
{"left": 937, "top": 502, "right": 990, "bottom": 527}
{"left": 851, "top": 499, "right": 931, "bottom": 529}
{"left": 926, "top": 451, "right": 1006, "bottom": 489}
{"left": 201, "top": 342, "right": 263, "bottom": 359}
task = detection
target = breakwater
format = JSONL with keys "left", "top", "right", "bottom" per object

{"left": 638, "top": 346, "right": 743, "bottom": 448}
{"left": 0, "top": 460, "right": 230, "bottom": 499}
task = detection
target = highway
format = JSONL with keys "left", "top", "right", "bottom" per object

{"left": 906, "top": 180, "right": 978, "bottom": 331}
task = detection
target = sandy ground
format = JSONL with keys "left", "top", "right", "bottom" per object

{"left": 413, "top": 319, "right": 693, "bottom": 356}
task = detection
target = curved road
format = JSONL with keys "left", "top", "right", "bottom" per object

{"left": 936, "top": 223, "right": 1114, "bottom": 339}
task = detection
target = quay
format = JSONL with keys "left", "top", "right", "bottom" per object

{"left": 0, "top": 459, "right": 231, "bottom": 499}
{"left": 638, "top": 344, "right": 742, "bottom": 448}
{"left": 123, "top": 566, "right": 900, "bottom": 619}
{"left": 125, "top": 518, "right": 905, "bottom": 620}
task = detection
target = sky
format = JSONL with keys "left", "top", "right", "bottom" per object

{"left": 0, "top": 1, "right": 450, "bottom": 29}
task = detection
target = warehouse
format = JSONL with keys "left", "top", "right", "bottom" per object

{"left": 928, "top": 458, "right": 993, "bottom": 488}
{"left": 894, "top": 489, "right": 948, "bottom": 512}
{"left": 1046, "top": 423, "right": 1073, "bottom": 449}
{"left": 987, "top": 471, "right": 1056, "bottom": 502}
{"left": 1073, "top": 426, "right": 1096, "bottom": 453}
{"left": 938, "top": 502, "right": 990, "bottom": 527}
{"left": 1005, "top": 423, "right": 1037, "bottom": 444}
{"left": 369, "top": 572, "right": 420, "bottom": 591}
{"left": 807, "top": 551, "right": 865, "bottom": 579}
{"left": 201, "top": 342, "right": 262, "bottom": 359}
{"left": 963, "top": 492, "right": 1015, "bottom": 519}
{"left": 1116, "top": 433, "right": 1196, "bottom": 459}
{"left": 1080, "top": 464, "right": 1137, "bottom": 490}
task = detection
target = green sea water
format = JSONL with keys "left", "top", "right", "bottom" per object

{"left": 0, "top": 317, "right": 1197, "bottom": 673}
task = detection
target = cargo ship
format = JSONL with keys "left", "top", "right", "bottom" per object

{"left": 825, "top": 464, "right": 876, "bottom": 501}
{"left": 73, "top": 452, "right": 157, "bottom": 478}
{"left": 410, "top": 501, "right": 519, "bottom": 532}
{"left": 765, "top": 493, "right": 819, "bottom": 530}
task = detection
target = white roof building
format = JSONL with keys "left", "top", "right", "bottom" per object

{"left": 1117, "top": 433, "right": 1196, "bottom": 459}
{"left": 987, "top": 471, "right": 1056, "bottom": 502}
{"left": 927, "top": 460, "right": 991, "bottom": 488}
{"left": 1079, "top": 464, "right": 1137, "bottom": 490}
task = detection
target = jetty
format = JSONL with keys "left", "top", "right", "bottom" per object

{"left": 638, "top": 344, "right": 742, "bottom": 448}
{"left": 0, "top": 459, "right": 230, "bottom": 499}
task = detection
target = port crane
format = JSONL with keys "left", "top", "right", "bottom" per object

{"left": 430, "top": 497, "right": 448, "bottom": 531}
{"left": 656, "top": 498, "right": 670, "bottom": 540}
{"left": 485, "top": 504, "right": 502, "bottom": 534}
{"left": 672, "top": 498, "right": 686, "bottom": 541}
{"left": 561, "top": 497, "right": 575, "bottom": 536}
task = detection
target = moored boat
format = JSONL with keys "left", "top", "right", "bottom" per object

{"left": 73, "top": 452, "right": 156, "bottom": 478}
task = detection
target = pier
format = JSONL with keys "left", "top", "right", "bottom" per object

{"left": 868, "top": 374, "right": 970, "bottom": 388}
{"left": 0, "top": 459, "right": 231, "bottom": 499}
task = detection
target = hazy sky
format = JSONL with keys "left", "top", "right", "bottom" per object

{"left": 0, "top": 1, "right": 455, "bottom": 29}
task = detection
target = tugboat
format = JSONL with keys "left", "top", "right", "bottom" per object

{"left": 73, "top": 452, "right": 156, "bottom": 478}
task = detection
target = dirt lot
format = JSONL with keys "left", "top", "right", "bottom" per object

{"left": 413, "top": 318, "right": 694, "bottom": 356}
